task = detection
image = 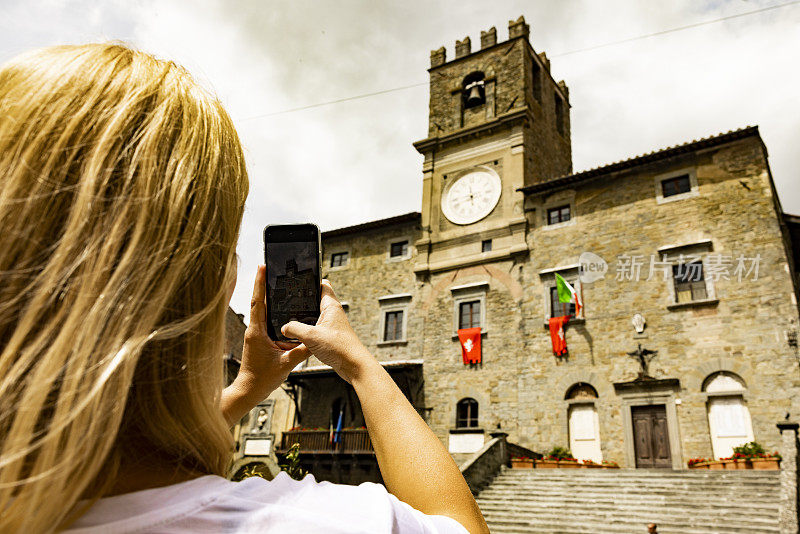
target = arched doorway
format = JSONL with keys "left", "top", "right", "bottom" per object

{"left": 703, "top": 372, "right": 754, "bottom": 459}
{"left": 566, "top": 383, "right": 602, "bottom": 463}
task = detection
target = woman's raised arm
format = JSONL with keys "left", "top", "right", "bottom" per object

{"left": 283, "top": 281, "right": 489, "bottom": 534}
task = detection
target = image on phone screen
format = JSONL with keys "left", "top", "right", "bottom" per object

{"left": 264, "top": 229, "right": 320, "bottom": 341}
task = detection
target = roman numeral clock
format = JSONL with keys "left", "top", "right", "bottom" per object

{"left": 441, "top": 167, "right": 502, "bottom": 225}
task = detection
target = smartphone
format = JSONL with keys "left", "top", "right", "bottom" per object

{"left": 263, "top": 224, "right": 322, "bottom": 342}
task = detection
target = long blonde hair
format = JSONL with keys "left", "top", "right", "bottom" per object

{"left": 0, "top": 43, "right": 249, "bottom": 531}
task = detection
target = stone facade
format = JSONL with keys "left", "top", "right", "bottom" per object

{"left": 248, "top": 16, "right": 800, "bottom": 477}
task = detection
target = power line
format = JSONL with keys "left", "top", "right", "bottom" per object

{"left": 552, "top": 0, "right": 800, "bottom": 57}
{"left": 240, "top": 81, "right": 427, "bottom": 121}
{"left": 238, "top": 1, "right": 800, "bottom": 121}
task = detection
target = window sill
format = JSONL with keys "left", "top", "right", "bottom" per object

{"left": 377, "top": 340, "right": 408, "bottom": 347}
{"left": 656, "top": 190, "right": 699, "bottom": 205}
{"left": 449, "top": 428, "right": 484, "bottom": 434}
{"left": 451, "top": 331, "right": 488, "bottom": 340}
{"left": 667, "top": 298, "right": 719, "bottom": 310}
{"left": 326, "top": 265, "right": 350, "bottom": 273}
{"left": 542, "top": 317, "right": 584, "bottom": 328}
{"left": 541, "top": 219, "right": 575, "bottom": 231}
{"left": 385, "top": 255, "right": 412, "bottom": 263}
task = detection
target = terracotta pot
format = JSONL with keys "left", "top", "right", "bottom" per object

{"left": 582, "top": 463, "right": 603, "bottom": 468}
{"left": 558, "top": 460, "right": 581, "bottom": 468}
{"left": 708, "top": 461, "right": 725, "bottom": 470}
{"left": 751, "top": 458, "right": 780, "bottom": 470}
{"left": 535, "top": 460, "right": 559, "bottom": 469}
{"left": 734, "top": 459, "right": 752, "bottom": 470}
{"left": 722, "top": 459, "right": 737, "bottom": 470}
{"left": 511, "top": 459, "right": 534, "bottom": 469}
{"left": 603, "top": 464, "right": 620, "bottom": 469}
{"left": 689, "top": 462, "right": 709, "bottom": 469}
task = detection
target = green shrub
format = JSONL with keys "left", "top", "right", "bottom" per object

{"left": 279, "top": 443, "right": 306, "bottom": 480}
{"left": 732, "top": 441, "right": 766, "bottom": 458}
{"left": 547, "top": 446, "right": 574, "bottom": 460}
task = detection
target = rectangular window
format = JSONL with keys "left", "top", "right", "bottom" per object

{"left": 458, "top": 300, "right": 481, "bottom": 330}
{"left": 550, "top": 285, "right": 575, "bottom": 317}
{"left": 661, "top": 175, "right": 691, "bottom": 198}
{"left": 456, "top": 400, "right": 479, "bottom": 428}
{"left": 390, "top": 240, "right": 409, "bottom": 258}
{"left": 383, "top": 310, "right": 404, "bottom": 341}
{"left": 673, "top": 261, "right": 707, "bottom": 303}
{"left": 547, "top": 205, "right": 570, "bottom": 225}
{"left": 531, "top": 62, "right": 541, "bottom": 102}
{"left": 554, "top": 93, "right": 564, "bottom": 135}
{"left": 481, "top": 239, "right": 492, "bottom": 253}
{"left": 330, "top": 252, "right": 348, "bottom": 268}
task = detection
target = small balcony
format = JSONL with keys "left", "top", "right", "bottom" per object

{"left": 278, "top": 428, "right": 374, "bottom": 454}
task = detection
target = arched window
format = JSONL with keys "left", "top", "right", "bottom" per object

{"left": 703, "top": 372, "right": 753, "bottom": 459}
{"left": 462, "top": 72, "right": 485, "bottom": 109}
{"left": 565, "top": 382, "right": 598, "bottom": 400}
{"left": 566, "top": 382, "right": 602, "bottom": 463}
{"left": 456, "top": 398, "right": 479, "bottom": 428}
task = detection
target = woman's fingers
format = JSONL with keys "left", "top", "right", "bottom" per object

{"left": 249, "top": 265, "right": 268, "bottom": 332}
{"left": 285, "top": 344, "right": 311, "bottom": 367}
{"left": 282, "top": 320, "right": 315, "bottom": 342}
{"left": 320, "top": 279, "right": 339, "bottom": 307}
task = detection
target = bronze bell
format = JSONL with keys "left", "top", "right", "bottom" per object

{"left": 465, "top": 82, "right": 484, "bottom": 106}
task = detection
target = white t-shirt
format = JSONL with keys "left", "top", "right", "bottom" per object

{"left": 64, "top": 472, "right": 470, "bottom": 534}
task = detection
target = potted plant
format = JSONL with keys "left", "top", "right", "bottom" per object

{"left": 602, "top": 460, "right": 620, "bottom": 469}
{"left": 731, "top": 452, "right": 751, "bottom": 469}
{"left": 732, "top": 442, "right": 781, "bottom": 470}
{"left": 511, "top": 455, "right": 534, "bottom": 469}
{"left": 536, "top": 446, "right": 576, "bottom": 468}
{"left": 719, "top": 456, "right": 737, "bottom": 469}
{"left": 581, "top": 459, "right": 603, "bottom": 468}
{"left": 687, "top": 458, "right": 710, "bottom": 469}
{"left": 751, "top": 451, "right": 781, "bottom": 470}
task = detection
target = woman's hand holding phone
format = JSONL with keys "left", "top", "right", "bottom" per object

{"left": 221, "top": 265, "right": 311, "bottom": 426}
{"left": 231, "top": 268, "right": 488, "bottom": 533}
{"left": 282, "top": 280, "right": 379, "bottom": 384}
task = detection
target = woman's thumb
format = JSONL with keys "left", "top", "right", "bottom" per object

{"left": 282, "top": 321, "right": 314, "bottom": 342}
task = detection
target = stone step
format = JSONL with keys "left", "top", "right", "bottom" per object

{"left": 497, "top": 471, "right": 781, "bottom": 480}
{"left": 499, "top": 470, "right": 780, "bottom": 479}
{"left": 486, "top": 480, "right": 780, "bottom": 490}
{"left": 476, "top": 469, "right": 781, "bottom": 534}
{"left": 484, "top": 515, "right": 780, "bottom": 534}
{"left": 477, "top": 497, "right": 780, "bottom": 515}
{"left": 478, "top": 505, "right": 779, "bottom": 526}
{"left": 485, "top": 482, "right": 779, "bottom": 493}
{"left": 478, "top": 487, "right": 780, "bottom": 500}
{"left": 484, "top": 519, "right": 779, "bottom": 534}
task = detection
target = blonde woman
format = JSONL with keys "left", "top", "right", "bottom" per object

{"left": 0, "top": 44, "right": 488, "bottom": 534}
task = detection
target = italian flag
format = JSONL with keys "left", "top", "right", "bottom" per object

{"left": 555, "top": 273, "right": 581, "bottom": 317}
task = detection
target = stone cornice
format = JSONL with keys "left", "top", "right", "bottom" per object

{"left": 413, "top": 108, "right": 532, "bottom": 155}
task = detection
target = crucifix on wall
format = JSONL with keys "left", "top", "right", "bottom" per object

{"left": 627, "top": 343, "right": 658, "bottom": 379}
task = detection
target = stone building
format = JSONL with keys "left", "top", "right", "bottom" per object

{"left": 238, "top": 16, "right": 800, "bottom": 482}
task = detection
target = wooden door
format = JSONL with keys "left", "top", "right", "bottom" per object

{"left": 632, "top": 405, "right": 672, "bottom": 468}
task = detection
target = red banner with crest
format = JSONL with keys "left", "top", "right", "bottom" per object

{"left": 457, "top": 327, "right": 482, "bottom": 364}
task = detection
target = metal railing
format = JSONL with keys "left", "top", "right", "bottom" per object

{"left": 278, "top": 428, "right": 374, "bottom": 454}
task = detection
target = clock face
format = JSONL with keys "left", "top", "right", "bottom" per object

{"left": 441, "top": 168, "right": 501, "bottom": 225}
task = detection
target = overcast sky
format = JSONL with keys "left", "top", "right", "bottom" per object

{"left": 2, "top": 0, "right": 798, "bottom": 319}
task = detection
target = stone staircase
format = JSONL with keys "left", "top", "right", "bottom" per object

{"left": 476, "top": 468, "right": 781, "bottom": 533}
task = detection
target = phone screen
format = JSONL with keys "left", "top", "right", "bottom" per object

{"left": 264, "top": 224, "right": 321, "bottom": 342}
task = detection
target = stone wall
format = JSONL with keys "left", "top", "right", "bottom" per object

{"left": 517, "top": 135, "right": 800, "bottom": 465}
{"left": 224, "top": 308, "right": 246, "bottom": 361}
{"left": 321, "top": 219, "right": 422, "bottom": 365}
{"left": 311, "top": 133, "right": 800, "bottom": 469}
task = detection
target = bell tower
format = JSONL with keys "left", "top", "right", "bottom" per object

{"left": 413, "top": 16, "right": 572, "bottom": 276}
